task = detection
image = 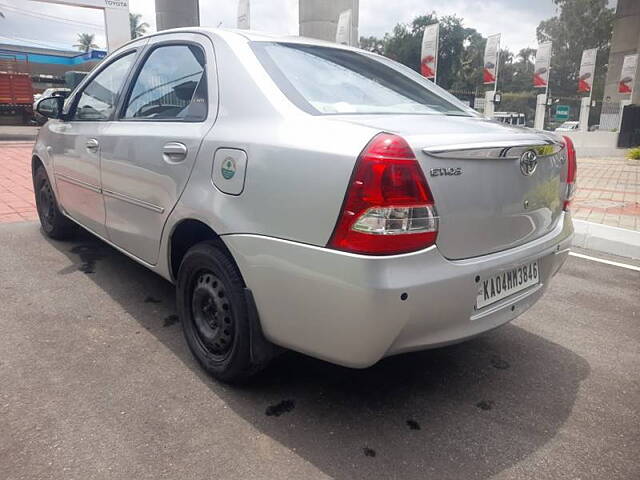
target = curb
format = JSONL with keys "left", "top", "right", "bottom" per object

{"left": 572, "top": 220, "right": 640, "bottom": 260}
{"left": 0, "top": 135, "right": 37, "bottom": 142}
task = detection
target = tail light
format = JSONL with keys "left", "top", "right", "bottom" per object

{"left": 562, "top": 135, "right": 577, "bottom": 211}
{"left": 327, "top": 133, "right": 438, "bottom": 255}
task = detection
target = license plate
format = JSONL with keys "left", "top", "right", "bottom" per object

{"left": 476, "top": 261, "right": 539, "bottom": 310}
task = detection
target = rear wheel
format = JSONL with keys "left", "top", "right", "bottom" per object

{"left": 34, "top": 166, "right": 76, "bottom": 240}
{"left": 177, "top": 242, "right": 258, "bottom": 383}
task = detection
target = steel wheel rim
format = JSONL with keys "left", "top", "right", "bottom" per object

{"left": 191, "top": 270, "right": 234, "bottom": 360}
{"left": 37, "top": 179, "right": 55, "bottom": 229}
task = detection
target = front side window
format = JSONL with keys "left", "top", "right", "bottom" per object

{"left": 73, "top": 52, "right": 135, "bottom": 121}
{"left": 123, "top": 44, "right": 207, "bottom": 121}
{"left": 252, "top": 42, "right": 469, "bottom": 116}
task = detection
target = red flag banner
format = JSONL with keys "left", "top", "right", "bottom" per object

{"left": 420, "top": 24, "right": 439, "bottom": 80}
{"left": 483, "top": 34, "right": 500, "bottom": 84}
{"left": 578, "top": 49, "right": 597, "bottom": 93}
{"left": 619, "top": 54, "right": 638, "bottom": 94}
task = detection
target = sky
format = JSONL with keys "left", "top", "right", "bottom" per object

{"left": 0, "top": 0, "right": 616, "bottom": 54}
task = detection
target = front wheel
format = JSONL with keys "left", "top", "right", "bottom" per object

{"left": 177, "top": 242, "right": 261, "bottom": 383}
{"left": 33, "top": 166, "right": 76, "bottom": 240}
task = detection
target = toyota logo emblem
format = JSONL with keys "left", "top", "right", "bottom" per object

{"left": 520, "top": 150, "right": 538, "bottom": 176}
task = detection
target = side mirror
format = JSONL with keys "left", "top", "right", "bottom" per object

{"left": 36, "top": 96, "right": 64, "bottom": 120}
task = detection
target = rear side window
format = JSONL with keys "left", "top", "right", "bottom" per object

{"left": 73, "top": 52, "right": 135, "bottom": 121}
{"left": 252, "top": 42, "right": 468, "bottom": 116}
{"left": 123, "top": 44, "right": 207, "bottom": 121}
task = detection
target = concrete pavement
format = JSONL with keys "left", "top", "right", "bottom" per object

{"left": 572, "top": 156, "right": 640, "bottom": 231}
{"left": 0, "top": 222, "right": 638, "bottom": 480}
{"left": 0, "top": 142, "right": 38, "bottom": 223}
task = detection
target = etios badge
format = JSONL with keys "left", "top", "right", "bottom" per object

{"left": 520, "top": 150, "right": 538, "bottom": 176}
{"left": 221, "top": 157, "right": 237, "bottom": 180}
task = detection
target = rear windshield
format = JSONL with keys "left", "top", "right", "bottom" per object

{"left": 252, "top": 42, "right": 469, "bottom": 116}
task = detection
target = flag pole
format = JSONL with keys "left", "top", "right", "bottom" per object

{"left": 493, "top": 36, "right": 500, "bottom": 97}
{"left": 434, "top": 25, "right": 439, "bottom": 86}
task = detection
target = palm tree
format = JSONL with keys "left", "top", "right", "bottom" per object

{"left": 130, "top": 13, "right": 149, "bottom": 39}
{"left": 74, "top": 33, "right": 98, "bottom": 53}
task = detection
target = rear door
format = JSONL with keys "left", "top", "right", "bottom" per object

{"left": 99, "top": 33, "right": 217, "bottom": 265}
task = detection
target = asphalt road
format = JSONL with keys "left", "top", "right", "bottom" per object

{"left": 1, "top": 222, "right": 638, "bottom": 480}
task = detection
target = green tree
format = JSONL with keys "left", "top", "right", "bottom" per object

{"left": 129, "top": 13, "right": 149, "bottom": 39}
{"left": 537, "top": 0, "right": 614, "bottom": 98}
{"left": 364, "top": 14, "right": 485, "bottom": 91}
{"left": 382, "top": 14, "right": 438, "bottom": 71}
{"left": 438, "top": 16, "right": 480, "bottom": 91}
{"left": 74, "top": 33, "right": 98, "bottom": 53}
{"left": 359, "top": 36, "right": 385, "bottom": 54}
{"left": 503, "top": 48, "right": 538, "bottom": 93}
{"left": 450, "top": 29, "right": 484, "bottom": 91}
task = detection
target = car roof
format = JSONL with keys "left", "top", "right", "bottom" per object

{"left": 119, "top": 27, "right": 361, "bottom": 53}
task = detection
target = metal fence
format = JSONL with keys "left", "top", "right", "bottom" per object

{"left": 445, "top": 88, "right": 623, "bottom": 132}
{"left": 599, "top": 101, "right": 623, "bottom": 131}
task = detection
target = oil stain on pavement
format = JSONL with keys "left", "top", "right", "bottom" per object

{"left": 490, "top": 355, "right": 510, "bottom": 369}
{"left": 363, "top": 447, "right": 377, "bottom": 457}
{"left": 476, "top": 400, "right": 495, "bottom": 410}
{"left": 265, "top": 399, "right": 295, "bottom": 417}
{"left": 406, "top": 419, "right": 421, "bottom": 430}
{"left": 163, "top": 314, "right": 179, "bottom": 327}
{"left": 57, "top": 244, "right": 110, "bottom": 274}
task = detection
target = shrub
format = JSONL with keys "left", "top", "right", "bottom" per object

{"left": 629, "top": 147, "right": 640, "bottom": 160}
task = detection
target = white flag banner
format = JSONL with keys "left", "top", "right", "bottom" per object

{"left": 420, "top": 23, "right": 439, "bottom": 80}
{"left": 237, "top": 0, "right": 250, "bottom": 29}
{"left": 336, "top": 9, "right": 352, "bottom": 46}
{"left": 578, "top": 48, "right": 597, "bottom": 93}
{"left": 533, "top": 42, "right": 552, "bottom": 88}
{"left": 483, "top": 34, "right": 500, "bottom": 84}
{"left": 619, "top": 54, "right": 638, "bottom": 94}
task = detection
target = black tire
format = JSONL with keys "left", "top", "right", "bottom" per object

{"left": 177, "top": 241, "right": 258, "bottom": 383}
{"left": 33, "top": 166, "right": 76, "bottom": 240}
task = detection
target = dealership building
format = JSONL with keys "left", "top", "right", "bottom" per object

{"left": 0, "top": 41, "right": 105, "bottom": 93}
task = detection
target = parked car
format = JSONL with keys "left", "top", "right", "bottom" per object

{"left": 32, "top": 29, "right": 576, "bottom": 382}
{"left": 493, "top": 112, "right": 526, "bottom": 127}
{"left": 555, "top": 121, "right": 580, "bottom": 132}
{"left": 33, "top": 88, "right": 70, "bottom": 125}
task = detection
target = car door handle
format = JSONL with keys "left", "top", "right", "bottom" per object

{"left": 162, "top": 142, "right": 188, "bottom": 163}
{"left": 86, "top": 138, "right": 99, "bottom": 153}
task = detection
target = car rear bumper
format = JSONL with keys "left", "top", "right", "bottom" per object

{"left": 223, "top": 213, "right": 574, "bottom": 368}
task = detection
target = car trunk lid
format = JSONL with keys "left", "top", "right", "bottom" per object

{"left": 329, "top": 114, "right": 568, "bottom": 260}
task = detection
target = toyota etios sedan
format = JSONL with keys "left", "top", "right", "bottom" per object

{"left": 33, "top": 28, "right": 575, "bottom": 382}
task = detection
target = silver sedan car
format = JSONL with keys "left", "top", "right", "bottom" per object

{"left": 32, "top": 28, "right": 575, "bottom": 382}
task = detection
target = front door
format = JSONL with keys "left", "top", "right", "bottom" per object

{"left": 100, "top": 33, "right": 216, "bottom": 265}
{"left": 51, "top": 51, "right": 138, "bottom": 237}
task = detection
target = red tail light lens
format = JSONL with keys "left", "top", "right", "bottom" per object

{"left": 328, "top": 133, "right": 438, "bottom": 255}
{"left": 562, "top": 135, "right": 577, "bottom": 211}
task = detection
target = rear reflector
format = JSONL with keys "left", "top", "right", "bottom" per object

{"left": 562, "top": 135, "right": 577, "bottom": 211}
{"left": 328, "top": 133, "right": 438, "bottom": 255}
